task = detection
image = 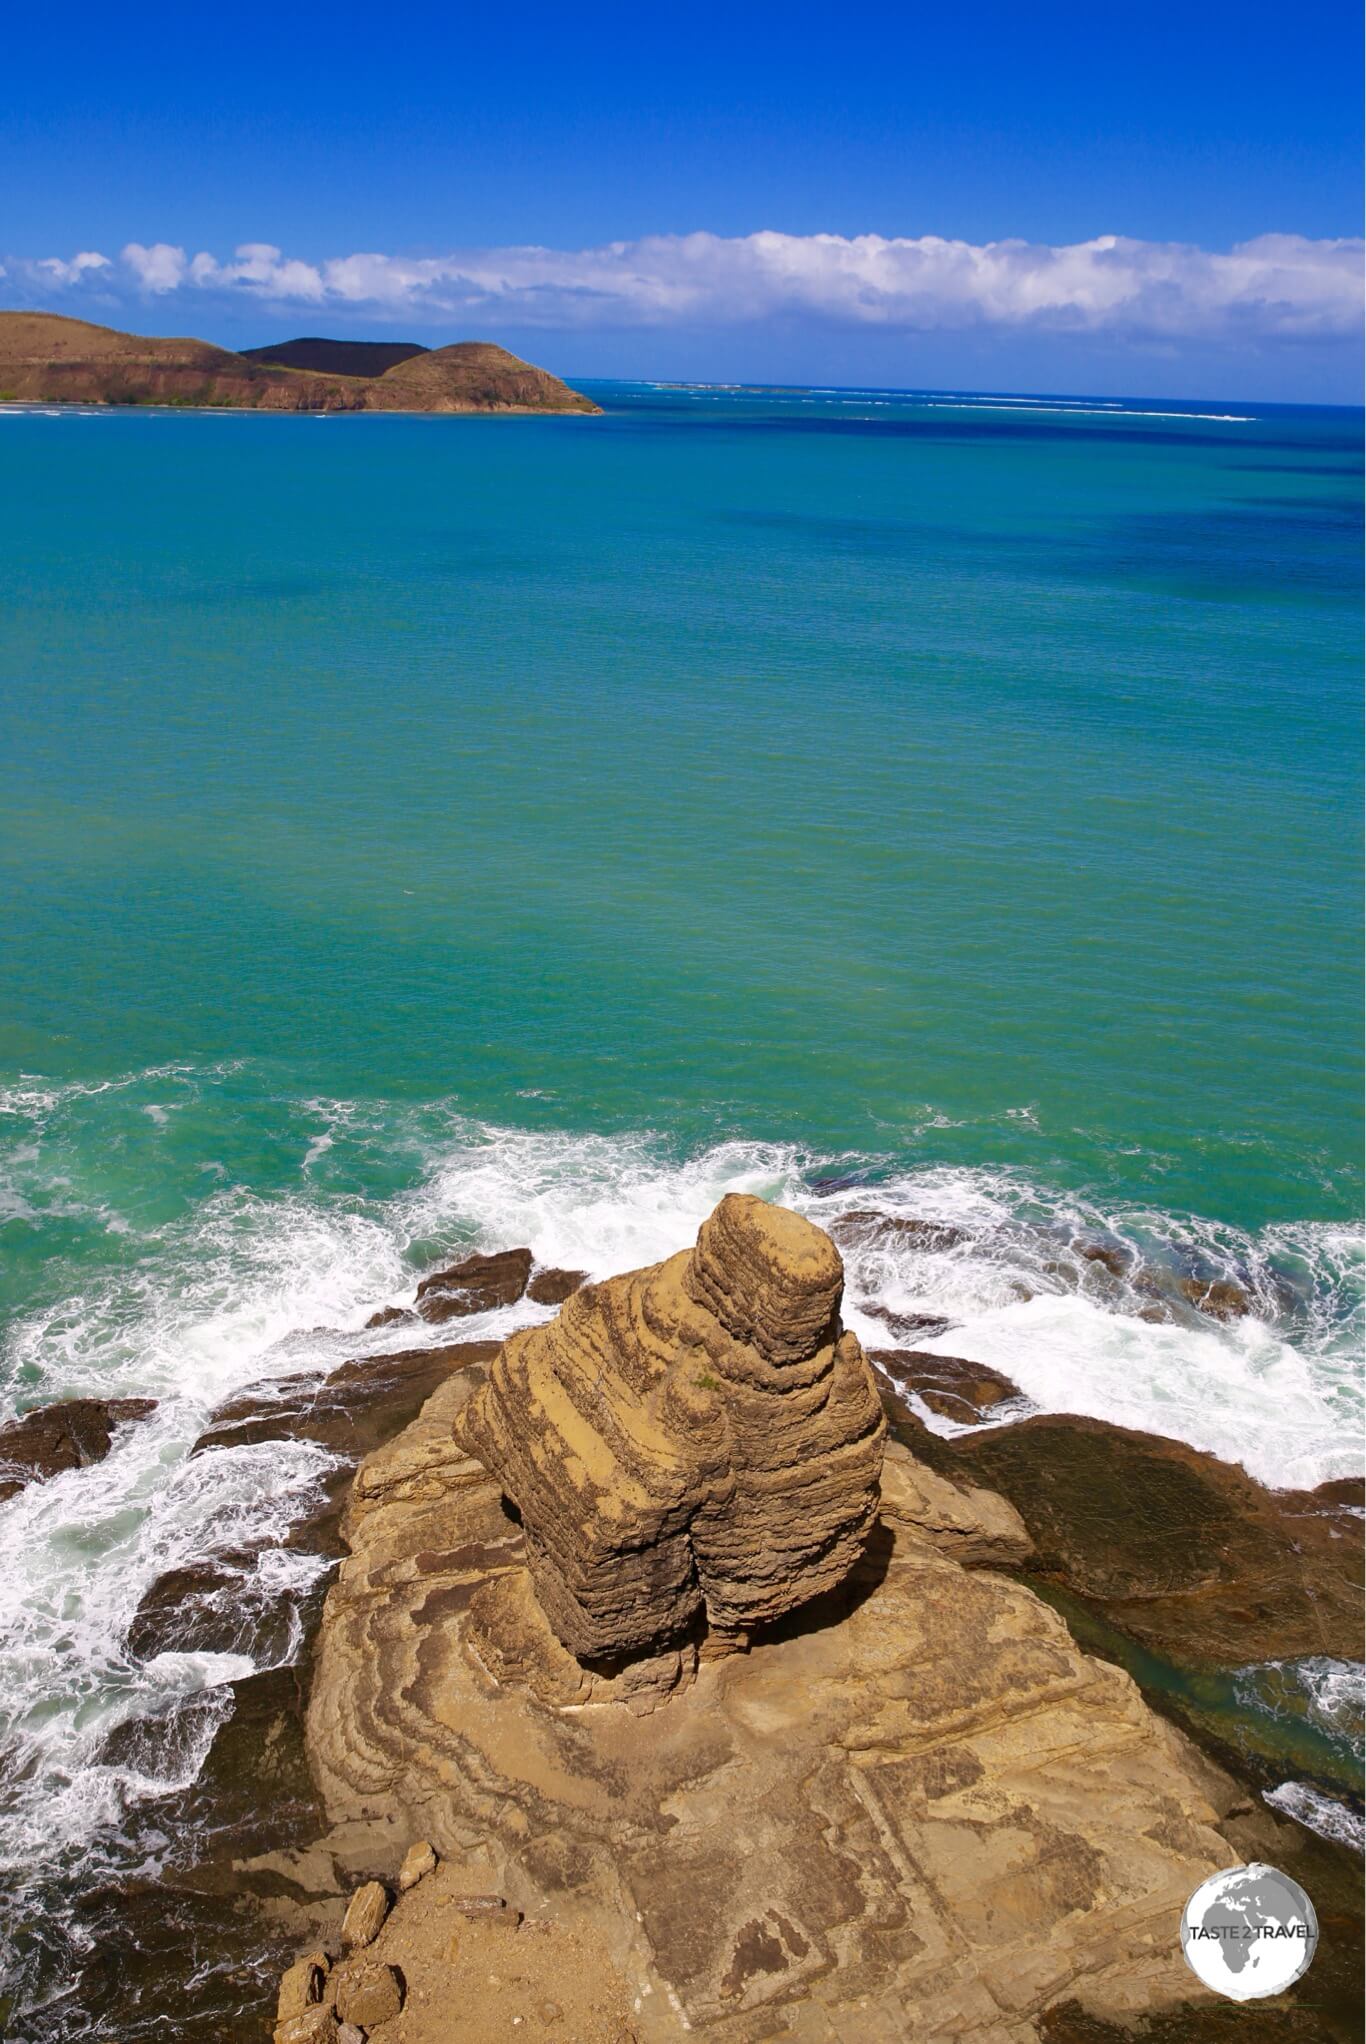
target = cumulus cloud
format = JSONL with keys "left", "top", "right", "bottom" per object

{"left": 121, "top": 242, "right": 188, "bottom": 291}
{"left": 13, "top": 230, "right": 1363, "bottom": 341}
{"left": 32, "top": 249, "right": 111, "bottom": 286}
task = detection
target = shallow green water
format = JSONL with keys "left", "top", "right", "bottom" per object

{"left": 1, "top": 386, "right": 1360, "bottom": 1239}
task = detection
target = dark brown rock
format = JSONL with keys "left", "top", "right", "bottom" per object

{"left": 1178, "top": 1275, "right": 1254, "bottom": 1320}
{"left": 829, "top": 1209, "right": 967, "bottom": 1253}
{"left": 1077, "top": 1242, "right": 1131, "bottom": 1279}
{"left": 895, "top": 1407, "right": 1363, "bottom": 1670}
{"left": 872, "top": 1347, "right": 1023, "bottom": 1425}
{"left": 0, "top": 1396, "right": 158, "bottom": 1502}
{"left": 125, "top": 1550, "right": 269, "bottom": 1661}
{"left": 1314, "top": 1474, "right": 1366, "bottom": 1510}
{"left": 125, "top": 1345, "right": 497, "bottom": 1663}
{"left": 363, "top": 1304, "right": 415, "bottom": 1330}
{"left": 192, "top": 1342, "right": 496, "bottom": 1463}
{"left": 526, "top": 1266, "right": 588, "bottom": 1306}
{"left": 860, "top": 1303, "right": 952, "bottom": 1341}
{"left": 415, "top": 1248, "right": 533, "bottom": 1323}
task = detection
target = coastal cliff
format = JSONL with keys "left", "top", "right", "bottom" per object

{"left": 0, "top": 312, "right": 600, "bottom": 413}
{"left": 296, "top": 1199, "right": 1299, "bottom": 2042}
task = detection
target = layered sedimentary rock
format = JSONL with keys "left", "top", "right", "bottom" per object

{"left": 454, "top": 1193, "right": 887, "bottom": 1657}
{"left": 307, "top": 1370, "right": 1285, "bottom": 2039}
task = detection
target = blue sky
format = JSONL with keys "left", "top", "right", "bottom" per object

{"left": 5, "top": 0, "right": 1363, "bottom": 399}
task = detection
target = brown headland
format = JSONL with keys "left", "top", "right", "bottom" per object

{"left": 0, "top": 311, "right": 600, "bottom": 413}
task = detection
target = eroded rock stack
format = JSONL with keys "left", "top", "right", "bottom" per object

{"left": 454, "top": 1194, "right": 887, "bottom": 1658}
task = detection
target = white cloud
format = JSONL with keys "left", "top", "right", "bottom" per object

{"left": 121, "top": 242, "right": 189, "bottom": 292}
{"left": 14, "top": 230, "right": 1363, "bottom": 341}
{"left": 33, "top": 250, "right": 111, "bottom": 286}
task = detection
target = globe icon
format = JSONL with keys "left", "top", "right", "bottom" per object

{"left": 1180, "top": 1863, "right": 1319, "bottom": 2001}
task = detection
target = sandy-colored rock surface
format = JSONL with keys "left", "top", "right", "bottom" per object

{"left": 456, "top": 1194, "right": 887, "bottom": 1658}
{"left": 306, "top": 1202, "right": 1274, "bottom": 2042}
{"left": 313, "top": 1859, "right": 637, "bottom": 2044}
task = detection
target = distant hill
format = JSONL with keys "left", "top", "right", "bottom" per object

{"left": 364, "top": 342, "right": 600, "bottom": 414}
{"left": 0, "top": 313, "right": 600, "bottom": 415}
{"left": 240, "top": 337, "right": 429, "bottom": 377}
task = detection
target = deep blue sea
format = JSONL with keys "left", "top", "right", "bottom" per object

{"left": 0, "top": 379, "right": 1361, "bottom": 2019}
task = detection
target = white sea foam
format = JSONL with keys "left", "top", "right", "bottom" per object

{"left": 1264, "top": 1781, "right": 1365, "bottom": 1852}
{"left": 923, "top": 400, "right": 1254, "bottom": 422}
{"left": 1233, "top": 1656, "right": 1366, "bottom": 1749}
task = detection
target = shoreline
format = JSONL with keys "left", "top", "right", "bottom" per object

{"left": 0, "top": 398, "right": 604, "bottom": 417}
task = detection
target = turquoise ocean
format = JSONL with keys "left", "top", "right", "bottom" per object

{"left": 0, "top": 381, "right": 1362, "bottom": 2024}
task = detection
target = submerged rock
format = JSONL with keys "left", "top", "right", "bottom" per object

{"left": 0, "top": 1396, "right": 158, "bottom": 1503}
{"left": 1177, "top": 1275, "right": 1254, "bottom": 1321}
{"left": 830, "top": 1208, "right": 968, "bottom": 1253}
{"left": 456, "top": 1194, "right": 886, "bottom": 1657}
{"left": 125, "top": 1549, "right": 277, "bottom": 1662}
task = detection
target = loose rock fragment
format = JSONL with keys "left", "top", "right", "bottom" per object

{"left": 335, "top": 1961, "right": 404, "bottom": 2028}
{"left": 341, "top": 1879, "right": 389, "bottom": 1951}
{"left": 398, "top": 1838, "right": 437, "bottom": 1890}
{"left": 452, "top": 1892, "right": 517, "bottom": 1921}
{"left": 278, "top": 1953, "right": 328, "bottom": 2021}
{"left": 274, "top": 2008, "right": 339, "bottom": 2044}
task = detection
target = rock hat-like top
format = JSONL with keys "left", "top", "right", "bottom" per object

{"left": 454, "top": 1194, "right": 886, "bottom": 1658}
